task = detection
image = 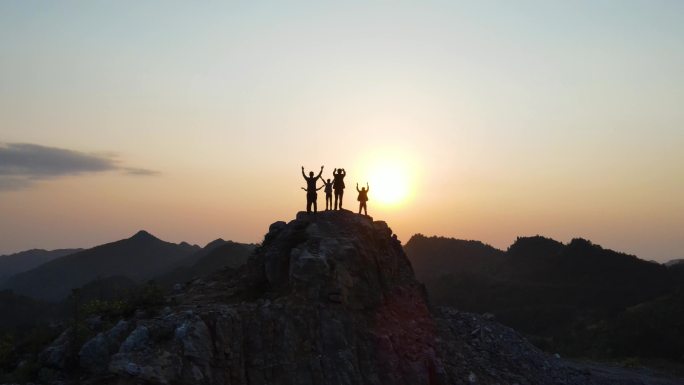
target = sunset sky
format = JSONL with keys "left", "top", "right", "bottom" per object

{"left": 1, "top": 1, "right": 682, "bottom": 262}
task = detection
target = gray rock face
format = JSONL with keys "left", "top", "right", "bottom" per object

{"left": 78, "top": 333, "right": 109, "bottom": 374}
{"left": 41, "top": 211, "right": 678, "bottom": 385}
{"left": 39, "top": 328, "right": 75, "bottom": 370}
{"left": 79, "top": 320, "right": 133, "bottom": 374}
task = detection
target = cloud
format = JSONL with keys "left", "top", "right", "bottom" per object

{"left": 0, "top": 143, "right": 159, "bottom": 190}
{"left": 123, "top": 167, "right": 161, "bottom": 176}
{"left": 0, "top": 176, "right": 33, "bottom": 191}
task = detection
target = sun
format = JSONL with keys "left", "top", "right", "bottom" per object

{"left": 364, "top": 159, "right": 413, "bottom": 206}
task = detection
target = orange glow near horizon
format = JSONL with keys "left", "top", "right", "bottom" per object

{"left": 1, "top": 2, "right": 684, "bottom": 262}
{"left": 356, "top": 151, "right": 418, "bottom": 208}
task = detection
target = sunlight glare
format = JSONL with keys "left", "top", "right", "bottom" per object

{"left": 364, "top": 157, "right": 413, "bottom": 206}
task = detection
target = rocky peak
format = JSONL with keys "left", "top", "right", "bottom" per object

{"left": 204, "top": 238, "right": 227, "bottom": 249}
{"left": 129, "top": 230, "right": 159, "bottom": 242}
{"left": 249, "top": 210, "right": 417, "bottom": 308}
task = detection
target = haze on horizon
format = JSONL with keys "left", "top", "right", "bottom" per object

{"left": 1, "top": 1, "right": 682, "bottom": 262}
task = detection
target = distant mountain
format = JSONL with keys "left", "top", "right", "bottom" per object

{"left": 0, "top": 231, "right": 199, "bottom": 301}
{"left": 175, "top": 238, "right": 230, "bottom": 268}
{"left": 156, "top": 240, "right": 256, "bottom": 286}
{"left": 502, "top": 237, "right": 669, "bottom": 297}
{"left": 405, "top": 234, "right": 680, "bottom": 361}
{"left": 407, "top": 235, "right": 671, "bottom": 312}
{"left": 0, "top": 248, "right": 82, "bottom": 283}
{"left": 665, "top": 258, "right": 684, "bottom": 267}
{"left": 404, "top": 234, "right": 505, "bottom": 280}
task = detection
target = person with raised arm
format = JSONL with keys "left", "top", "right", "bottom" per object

{"left": 322, "top": 178, "right": 334, "bottom": 210}
{"left": 302, "top": 165, "right": 324, "bottom": 213}
{"left": 356, "top": 182, "right": 370, "bottom": 215}
{"left": 333, "top": 168, "right": 346, "bottom": 210}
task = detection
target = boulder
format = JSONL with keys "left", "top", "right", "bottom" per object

{"left": 39, "top": 328, "right": 75, "bottom": 370}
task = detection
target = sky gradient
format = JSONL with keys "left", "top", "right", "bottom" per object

{"left": 1, "top": 1, "right": 683, "bottom": 262}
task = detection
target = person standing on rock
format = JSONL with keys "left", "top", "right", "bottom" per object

{"left": 333, "top": 168, "right": 346, "bottom": 210}
{"left": 302, "top": 165, "right": 324, "bottom": 213}
{"left": 356, "top": 182, "right": 369, "bottom": 215}
{"left": 322, "top": 178, "right": 334, "bottom": 210}
{"left": 301, "top": 185, "right": 324, "bottom": 213}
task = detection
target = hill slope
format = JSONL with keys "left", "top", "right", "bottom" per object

{"left": 0, "top": 290, "right": 58, "bottom": 331}
{"left": 1, "top": 231, "right": 198, "bottom": 301}
{"left": 403, "top": 234, "right": 505, "bottom": 280}
{"left": 0, "top": 248, "right": 82, "bottom": 283}
{"left": 155, "top": 240, "right": 256, "bottom": 287}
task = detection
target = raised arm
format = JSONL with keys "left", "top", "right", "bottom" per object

{"left": 316, "top": 165, "right": 324, "bottom": 179}
{"left": 356, "top": 183, "right": 360, "bottom": 192}
{"left": 366, "top": 182, "right": 369, "bottom": 191}
{"left": 301, "top": 166, "right": 307, "bottom": 179}
{"left": 340, "top": 169, "right": 346, "bottom": 176}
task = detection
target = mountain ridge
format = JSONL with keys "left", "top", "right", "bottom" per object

{"left": 155, "top": 239, "right": 256, "bottom": 287}
{"left": 1, "top": 231, "right": 199, "bottom": 301}
{"left": 0, "top": 248, "right": 83, "bottom": 283}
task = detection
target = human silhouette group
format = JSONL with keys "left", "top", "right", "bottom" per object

{"left": 301, "top": 166, "right": 370, "bottom": 215}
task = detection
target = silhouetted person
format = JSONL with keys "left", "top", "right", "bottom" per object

{"left": 302, "top": 165, "right": 324, "bottom": 213}
{"left": 323, "top": 178, "right": 334, "bottom": 210}
{"left": 301, "top": 184, "right": 324, "bottom": 212}
{"left": 333, "top": 168, "right": 346, "bottom": 210}
{"left": 356, "top": 182, "right": 369, "bottom": 215}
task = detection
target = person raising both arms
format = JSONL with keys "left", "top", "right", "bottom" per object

{"left": 302, "top": 165, "right": 324, "bottom": 213}
{"left": 333, "top": 168, "right": 346, "bottom": 210}
{"left": 301, "top": 184, "right": 324, "bottom": 213}
{"left": 322, "top": 178, "right": 334, "bottom": 211}
{"left": 356, "top": 182, "right": 369, "bottom": 216}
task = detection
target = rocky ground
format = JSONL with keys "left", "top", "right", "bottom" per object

{"left": 29, "top": 210, "right": 684, "bottom": 385}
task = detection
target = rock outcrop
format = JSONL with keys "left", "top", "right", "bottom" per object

{"left": 41, "top": 211, "right": 682, "bottom": 385}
